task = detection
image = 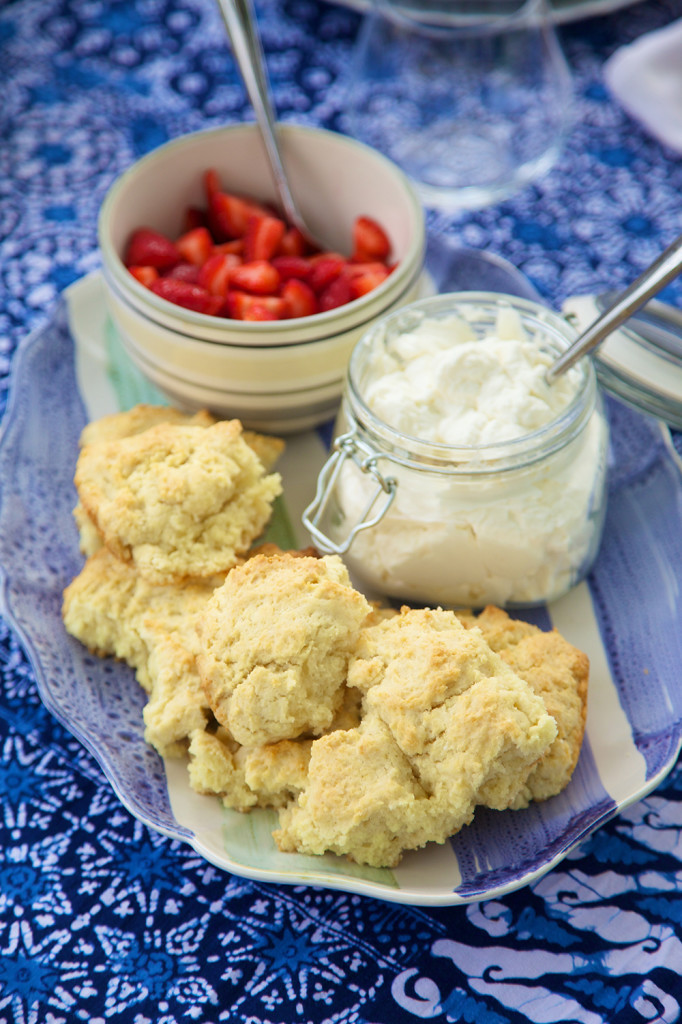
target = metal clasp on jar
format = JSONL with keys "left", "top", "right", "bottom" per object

{"left": 303, "top": 431, "right": 397, "bottom": 554}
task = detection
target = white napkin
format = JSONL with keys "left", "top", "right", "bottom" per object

{"left": 604, "top": 17, "right": 682, "bottom": 154}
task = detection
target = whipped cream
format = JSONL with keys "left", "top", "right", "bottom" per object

{"left": 334, "top": 308, "right": 608, "bottom": 607}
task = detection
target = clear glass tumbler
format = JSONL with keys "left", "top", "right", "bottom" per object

{"left": 342, "top": 0, "right": 572, "bottom": 211}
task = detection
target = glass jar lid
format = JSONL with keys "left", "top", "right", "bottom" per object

{"left": 562, "top": 293, "right": 682, "bottom": 430}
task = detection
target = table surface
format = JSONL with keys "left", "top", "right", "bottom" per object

{"left": 2, "top": 0, "right": 682, "bottom": 1021}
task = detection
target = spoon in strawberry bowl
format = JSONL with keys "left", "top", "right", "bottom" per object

{"left": 216, "top": 0, "right": 332, "bottom": 252}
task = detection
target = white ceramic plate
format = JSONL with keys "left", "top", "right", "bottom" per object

{"left": 331, "top": 0, "right": 640, "bottom": 24}
{"left": 1, "top": 270, "right": 682, "bottom": 906}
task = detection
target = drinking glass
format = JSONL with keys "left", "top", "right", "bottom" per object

{"left": 342, "top": 0, "right": 572, "bottom": 211}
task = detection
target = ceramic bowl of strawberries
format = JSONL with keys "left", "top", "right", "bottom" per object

{"left": 98, "top": 123, "right": 426, "bottom": 432}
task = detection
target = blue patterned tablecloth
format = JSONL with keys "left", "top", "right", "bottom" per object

{"left": 3, "top": 0, "right": 682, "bottom": 1021}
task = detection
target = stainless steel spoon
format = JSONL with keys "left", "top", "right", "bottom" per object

{"left": 546, "top": 232, "right": 682, "bottom": 382}
{"left": 216, "top": 0, "right": 325, "bottom": 249}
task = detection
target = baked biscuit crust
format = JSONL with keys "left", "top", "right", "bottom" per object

{"left": 197, "top": 553, "right": 372, "bottom": 747}
{"left": 457, "top": 605, "right": 589, "bottom": 805}
{"left": 75, "top": 419, "right": 282, "bottom": 584}
{"left": 275, "top": 606, "right": 558, "bottom": 867}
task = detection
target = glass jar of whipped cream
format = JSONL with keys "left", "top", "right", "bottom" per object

{"left": 303, "top": 293, "right": 609, "bottom": 609}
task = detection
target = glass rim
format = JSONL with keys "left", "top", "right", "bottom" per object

{"left": 373, "top": 0, "right": 550, "bottom": 34}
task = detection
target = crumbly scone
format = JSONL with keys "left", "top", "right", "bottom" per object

{"left": 275, "top": 714, "right": 432, "bottom": 866}
{"left": 186, "top": 727, "right": 310, "bottom": 811}
{"left": 62, "top": 547, "right": 220, "bottom": 691}
{"left": 197, "top": 553, "right": 372, "bottom": 747}
{"left": 242, "top": 739, "right": 312, "bottom": 808}
{"left": 457, "top": 605, "right": 589, "bottom": 805}
{"left": 275, "top": 606, "right": 557, "bottom": 867}
{"left": 142, "top": 627, "right": 211, "bottom": 758}
{"left": 74, "top": 407, "right": 284, "bottom": 556}
{"left": 78, "top": 404, "right": 216, "bottom": 447}
{"left": 74, "top": 419, "right": 282, "bottom": 584}
{"left": 187, "top": 727, "right": 259, "bottom": 810}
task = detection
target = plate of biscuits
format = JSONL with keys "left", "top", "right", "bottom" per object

{"left": 2, "top": 272, "right": 682, "bottom": 906}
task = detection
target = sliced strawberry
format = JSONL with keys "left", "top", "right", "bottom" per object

{"left": 344, "top": 261, "right": 391, "bottom": 298}
{"left": 213, "top": 239, "right": 245, "bottom": 256}
{"left": 209, "top": 191, "right": 270, "bottom": 241}
{"left": 204, "top": 168, "right": 221, "bottom": 202}
{"left": 124, "top": 228, "right": 180, "bottom": 271}
{"left": 277, "top": 226, "right": 308, "bottom": 257}
{"left": 150, "top": 277, "right": 223, "bottom": 315}
{"left": 128, "top": 265, "right": 159, "bottom": 287}
{"left": 352, "top": 216, "right": 391, "bottom": 262}
{"left": 226, "top": 291, "right": 286, "bottom": 321}
{"left": 167, "top": 262, "right": 201, "bottom": 283}
{"left": 272, "top": 256, "right": 313, "bottom": 282}
{"left": 281, "top": 278, "right": 318, "bottom": 319}
{"left": 182, "top": 206, "right": 208, "bottom": 232}
{"left": 197, "top": 252, "right": 241, "bottom": 296}
{"left": 230, "top": 260, "right": 280, "bottom": 295}
{"left": 244, "top": 214, "right": 286, "bottom": 262}
{"left": 308, "top": 254, "right": 345, "bottom": 294}
{"left": 318, "top": 274, "right": 353, "bottom": 312}
{"left": 175, "top": 226, "right": 214, "bottom": 267}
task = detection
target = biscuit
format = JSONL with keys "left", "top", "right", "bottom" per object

{"left": 456, "top": 606, "right": 588, "bottom": 804}
{"left": 74, "top": 407, "right": 284, "bottom": 557}
{"left": 142, "top": 629, "right": 210, "bottom": 758}
{"left": 197, "top": 553, "right": 372, "bottom": 747}
{"left": 75, "top": 419, "right": 282, "bottom": 584}
{"left": 186, "top": 728, "right": 311, "bottom": 811}
{"left": 275, "top": 606, "right": 558, "bottom": 866}
{"left": 78, "top": 404, "right": 216, "bottom": 447}
{"left": 62, "top": 547, "right": 220, "bottom": 691}
{"left": 275, "top": 714, "right": 432, "bottom": 867}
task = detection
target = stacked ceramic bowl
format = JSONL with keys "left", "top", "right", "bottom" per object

{"left": 98, "top": 124, "right": 426, "bottom": 433}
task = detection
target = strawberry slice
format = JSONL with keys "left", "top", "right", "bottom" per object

{"left": 209, "top": 191, "right": 270, "bottom": 241}
{"left": 175, "top": 226, "right": 214, "bottom": 267}
{"left": 318, "top": 274, "right": 353, "bottom": 312}
{"left": 272, "top": 256, "right": 312, "bottom": 282}
{"left": 204, "top": 168, "right": 221, "bottom": 202}
{"left": 124, "top": 228, "right": 180, "bottom": 271}
{"left": 230, "top": 260, "right": 280, "bottom": 295}
{"left": 197, "top": 252, "right": 241, "bottom": 296}
{"left": 281, "top": 278, "right": 318, "bottom": 318}
{"left": 150, "top": 277, "right": 223, "bottom": 315}
{"left": 277, "top": 226, "right": 308, "bottom": 257}
{"left": 344, "top": 261, "right": 391, "bottom": 298}
{"left": 308, "top": 254, "right": 345, "bottom": 294}
{"left": 128, "top": 265, "right": 159, "bottom": 287}
{"left": 244, "top": 214, "right": 286, "bottom": 262}
{"left": 226, "top": 291, "right": 286, "bottom": 321}
{"left": 167, "top": 262, "right": 201, "bottom": 283}
{"left": 182, "top": 206, "right": 208, "bottom": 232}
{"left": 213, "top": 239, "right": 245, "bottom": 256}
{"left": 352, "top": 216, "right": 391, "bottom": 262}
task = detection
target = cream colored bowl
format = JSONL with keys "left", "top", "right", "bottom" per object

{"left": 98, "top": 123, "right": 425, "bottom": 431}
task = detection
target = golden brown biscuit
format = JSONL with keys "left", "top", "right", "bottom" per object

{"left": 197, "top": 553, "right": 372, "bottom": 747}
{"left": 74, "top": 420, "right": 282, "bottom": 584}
{"left": 275, "top": 606, "right": 558, "bottom": 867}
{"left": 62, "top": 547, "right": 220, "bottom": 690}
{"left": 142, "top": 629, "right": 210, "bottom": 758}
{"left": 456, "top": 606, "right": 589, "bottom": 805}
{"left": 74, "top": 408, "right": 284, "bottom": 556}
{"left": 275, "top": 715, "right": 432, "bottom": 867}
{"left": 78, "top": 404, "right": 216, "bottom": 447}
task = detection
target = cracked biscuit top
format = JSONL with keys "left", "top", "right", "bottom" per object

{"left": 74, "top": 419, "right": 282, "bottom": 584}
{"left": 197, "top": 553, "right": 372, "bottom": 748}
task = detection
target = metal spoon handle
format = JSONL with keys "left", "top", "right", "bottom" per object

{"left": 216, "top": 0, "right": 311, "bottom": 240}
{"left": 547, "top": 231, "right": 682, "bottom": 382}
